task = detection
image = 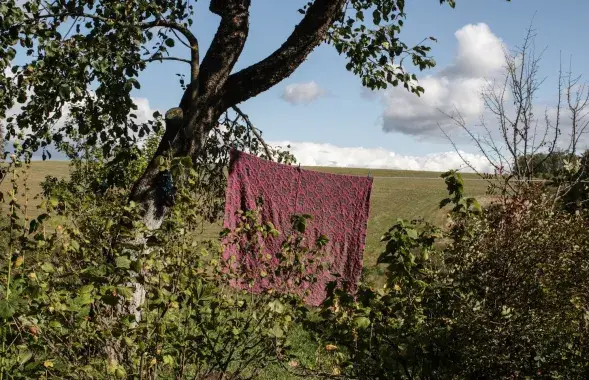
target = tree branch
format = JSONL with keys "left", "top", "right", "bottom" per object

{"left": 146, "top": 20, "right": 200, "bottom": 87}
{"left": 196, "top": 0, "right": 251, "bottom": 99}
{"left": 232, "top": 105, "right": 274, "bottom": 161}
{"left": 143, "top": 56, "right": 192, "bottom": 64}
{"left": 144, "top": 20, "right": 198, "bottom": 49}
{"left": 166, "top": 0, "right": 252, "bottom": 158}
{"left": 33, "top": 13, "right": 199, "bottom": 48}
{"left": 221, "top": 0, "right": 347, "bottom": 108}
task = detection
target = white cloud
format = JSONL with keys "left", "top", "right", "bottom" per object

{"left": 441, "top": 23, "right": 506, "bottom": 79}
{"left": 129, "top": 97, "right": 160, "bottom": 125}
{"left": 270, "top": 140, "right": 494, "bottom": 173}
{"left": 281, "top": 81, "right": 326, "bottom": 105}
{"left": 378, "top": 23, "right": 506, "bottom": 136}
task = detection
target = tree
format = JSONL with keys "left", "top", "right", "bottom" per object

{"left": 442, "top": 23, "right": 589, "bottom": 202}
{"left": 0, "top": 0, "right": 504, "bottom": 228}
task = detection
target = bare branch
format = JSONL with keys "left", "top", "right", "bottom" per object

{"left": 439, "top": 108, "right": 500, "bottom": 172}
{"left": 440, "top": 19, "right": 578, "bottom": 198}
{"left": 231, "top": 105, "right": 274, "bottom": 161}
{"left": 169, "top": 28, "right": 192, "bottom": 49}
{"left": 143, "top": 56, "right": 192, "bottom": 65}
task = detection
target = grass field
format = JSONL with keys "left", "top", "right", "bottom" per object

{"left": 0, "top": 161, "right": 490, "bottom": 268}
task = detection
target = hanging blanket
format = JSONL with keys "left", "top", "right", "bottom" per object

{"left": 222, "top": 149, "right": 373, "bottom": 306}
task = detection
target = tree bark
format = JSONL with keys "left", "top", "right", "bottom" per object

{"left": 129, "top": 0, "right": 347, "bottom": 231}
{"left": 130, "top": 0, "right": 253, "bottom": 230}
{"left": 129, "top": 100, "right": 226, "bottom": 229}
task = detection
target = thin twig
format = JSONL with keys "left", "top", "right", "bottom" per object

{"left": 231, "top": 106, "right": 274, "bottom": 161}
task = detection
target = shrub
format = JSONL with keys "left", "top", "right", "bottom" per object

{"left": 305, "top": 172, "right": 589, "bottom": 379}
{"left": 0, "top": 152, "right": 324, "bottom": 379}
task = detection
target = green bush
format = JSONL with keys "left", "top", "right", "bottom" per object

{"left": 4, "top": 142, "right": 589, "bottom": 379}
{"left": 306, "top": 173, "right": 589, "bottom": 379}
{"left": 0, "top": 152, "right": 324, "bottom": 379}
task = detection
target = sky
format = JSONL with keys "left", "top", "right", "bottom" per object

{"left": 14, "top": 0, "right": 589, "bottom": 171}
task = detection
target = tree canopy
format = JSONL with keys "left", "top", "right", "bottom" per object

{"left": 0, "top": 0, "right": 461, "bottom": 155}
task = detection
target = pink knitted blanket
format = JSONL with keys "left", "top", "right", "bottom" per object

{"left": 222, "top": 150, "right": 373, "bottom": 306}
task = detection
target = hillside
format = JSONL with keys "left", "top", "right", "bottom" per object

{"left": 0, "top": 161, "right": 490, "bottom": 268}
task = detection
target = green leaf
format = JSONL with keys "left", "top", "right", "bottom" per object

{"left": 115, "top": 256, "right": 132, "bottom": 269}
{"left": 128, "top": 78, "right": 141, "bottom": 89}
{"left": 76, "top": 293, "right": 94, "bottom": 306}
{"left": 354, "top": 316, "right": 371, "bottom": 330}
{"left": 181, "top": 156, "right": 192, "bottom": 167}
{"left": 117, "top": 286, "right": 134, "bottom": 299}
{"left": 165, "top": 38, "right": 175, "bottom": 47}
{"left": 41, "top": 262, "right": 55, "bottom": 273}
{"left": 18, "top": 351, "right": 33, "bottom": 366}
{"left": 29, "top": 219, "right": 39, "bottom": 234}
{"left": 467, "top": 198, "right": 483, "bottom": 214}
{"left": 269, "top": 325, "right": 284, "bottom": 338}
{"left": 372, "top": 9, "right": 382, "bottom": 24}
{"left": 49, "top": 320, "right": 62, "bottom": 329}
{"left": 79, "top": 284, "right": 94, "bottom": 294}
{"left": 439, "top": 198, "right": 452, "bottom": 209}
{"left": 406, "top": 228, "right": 418, "bottom": 239}
{"left": 268, "top": 300, "right": 285, "bottom": 313}
{"left": 70, "top": 239, "right": 80, "bottom": 251}
{"left": 0, "top": 299, "right": 16, "bottom": 319}
{"left": 163, "top": 355, "right": 174, "bottom": 366}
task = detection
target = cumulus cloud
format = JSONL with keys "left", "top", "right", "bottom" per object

{"left": 128, "top": 97, "right": 160, "bottom": 125}
{"left": 441, "top": 23, "right": 506, "bottom": 79}
{"left": 270, "top": 141, "right": 494, "bottom": 173}
{"left": 281, "top": 81, "right": 326, "bottom": 105}
{"left": 378, "top": 23, "right": 506, "bottom": 137}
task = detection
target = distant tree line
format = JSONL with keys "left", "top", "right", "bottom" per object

{"left": 514, "top": 150, "right": 588, "bottom": 179}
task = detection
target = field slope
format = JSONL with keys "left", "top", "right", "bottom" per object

{"left": 0, "top": 161, "right": 489, "bottom": 266}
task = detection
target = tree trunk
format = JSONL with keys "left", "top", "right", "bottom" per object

{"left": 101, "top": 102, "right": 223, "bottom": 369}
{"left": 112, "top": 0, "right": 347, "bottom": 367}
{"left": 123, "top": 102, "right": 222, "bottom": 321}
{"left": 130, "top": 103, "right": 219, "bottom": 230}
{"left": 129, "top": 108, "right": 186, "bottom": 230}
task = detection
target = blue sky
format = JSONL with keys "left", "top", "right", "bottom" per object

{"left": 129, "top": 0, "right": 589, "bottom": 169}
{"left": 12, "top": 0, "right": 589, "bottom": 169}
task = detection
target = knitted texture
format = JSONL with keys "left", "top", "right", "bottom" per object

{"left": 223, "top": 149, "right": 373, "bottom": 306}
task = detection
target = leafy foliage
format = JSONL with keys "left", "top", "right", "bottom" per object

{"left": 2, "top": 137, "right": 589, "bottom": 379}
{"left": 321, "top": 0, "right": 486, "bottom": 94}
{"left": 222, "top": 207, "right": 329, "bottom": 299}
{"left": 304, "top": 171, "right": 589, "bottom": 379}
{"left": 0, "top": 150, "right": 321, "bottom": 379}
{"left": 561, "top": 150, "right": 589, "bottom": 211}
{"left": 1, "top": 0, "right": 193, "bottom": 156}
